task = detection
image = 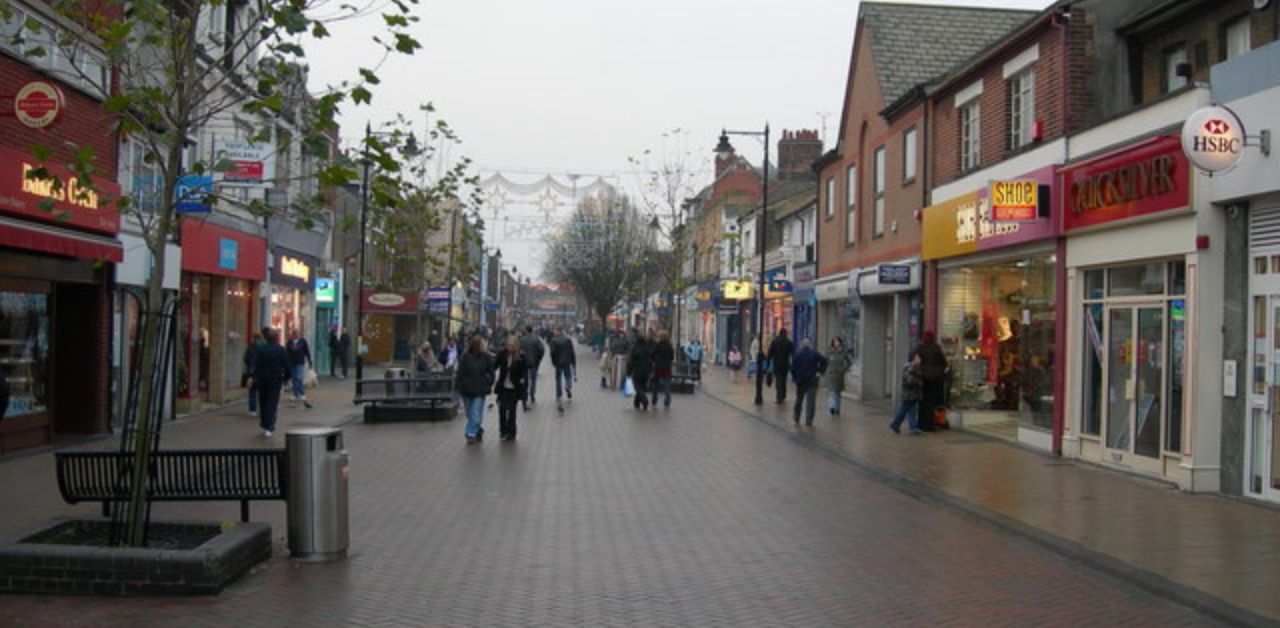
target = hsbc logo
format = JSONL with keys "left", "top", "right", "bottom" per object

{"left": 1182, "top": 106, "right": 1245, "bottom": 172}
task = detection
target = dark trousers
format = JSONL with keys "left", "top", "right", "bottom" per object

{"left": 650, "top": 376, "right": 671, "bottom": 408}
{"left": 256, "top": 382, "right": 283, "bottom": 431}
{"left": 498, "top": 390, "right": 521, "bottom": 438}
{"left": 918, "top": 378, "right": 944, "bottom": 430}
{"left": 632, "top": 373, "right": 650, "bottom": 408}
{"left": 794, "top": 381, "right": 817, "bottom": 423}
{"left": 774, "top": 366, "right": 789, "bottom": 402}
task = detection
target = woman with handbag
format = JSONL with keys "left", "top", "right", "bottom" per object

{"left": 493, "top": 337, "right": 528, "bottom": 441}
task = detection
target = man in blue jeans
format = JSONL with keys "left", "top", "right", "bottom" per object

{"left": 520, "top": 325, "right": 545, "bottom": 410}
{"left": 548, "top": 328, "right": 576, "bottom": 412}
{"left": 285, "top": 328, "right": 313, "bottom": 409}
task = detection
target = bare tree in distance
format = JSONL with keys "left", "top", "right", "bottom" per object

{"left": 544, "top": 192, "right": 654, "bottom": 330}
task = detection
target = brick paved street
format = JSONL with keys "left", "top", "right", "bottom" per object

{"left": 0, "top": 352, "right": 1237, "bottom": 626}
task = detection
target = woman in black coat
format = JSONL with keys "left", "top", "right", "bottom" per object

{"left": 493, "top": 337, "right": 529, "bottom": 441}
{"left": 456, "top": 336, "right": 495, "bottom": 443}
{"left": 627, "top": 329, "right": 654, "bottom": 410}
{"left": 913, "top": 331, "right": 949, "bottom": 431}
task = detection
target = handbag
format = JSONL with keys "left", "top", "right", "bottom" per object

{"left": 304, "top": 367, "right": 319, "bottom": 388}
{"left": 622, "top": 376, "right": 635, "bottom": 397}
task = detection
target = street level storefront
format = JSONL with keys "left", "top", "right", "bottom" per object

{"left": 763, "top": 267, "right": 793, "bottom": 340}
{"left": 0, "top": 146, "right": 122, "bottom": 453}
{"left": 923, "top": 165, "right": 1062, "bottom": 451}
{"left": 853, "top": 260, "right": 921, "bottom": 402}
{"left": 270, "top": 247, "right": 317, "bottom": 340}
{"left": 1062, "top": 133, "right": 1222, "bottom": 491}
{"left": 695, "top": 281, "right": 718, "bottom": 359}
{"left": 178, "top": 219, "right": 266, "bottom": 413}
{"left": 720, "top": 280, "right": 752, "bottom": 361}
{"left": 113, "top": 231, "right": 180, "bottom": 429}
{"left": 815, "top": 272, "right": 857, "bottom": 397}
{"left": 314, "top": 274, "right": 340, "bottom": 375}
{"left": 360, "top": 289, "right": 418, "bottom": 364}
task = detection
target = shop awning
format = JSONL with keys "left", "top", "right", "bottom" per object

{"left": 0, "top": 215, "right": 122, "bottom": 263}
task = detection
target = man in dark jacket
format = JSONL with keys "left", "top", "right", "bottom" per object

{"left": 520, "top": 325, "right": 545, "bottom": 410}
{"left": 649, "top": 330, "right": 675, "bottom": 409}
{"left": 789, "top": 339, "right": 829, "bottom": 426}
{"left": 627, "top": 329, "right": 654, "bottom": 410}
{"left": 248, "top": 328, "right": 292, "bottom": 437}
{"left": 767, "top": 328, "right": 795, "bottom": 404}
{"left": 549, "top": 328, "right": 576, "bottom": 411}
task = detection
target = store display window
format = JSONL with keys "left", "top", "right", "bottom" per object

{"left": 0, "top": 287, "right": 50, "bottom": 418}
{"left": 936, "top": 254, "right": 1056, "bottom": 430}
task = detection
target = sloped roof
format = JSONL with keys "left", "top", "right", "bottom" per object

{"left": 862, "top": 2, "right": 1038, "bottom": 107}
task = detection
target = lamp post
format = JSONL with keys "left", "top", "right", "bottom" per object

{"left": 718, "top": 125, "right": 769, "bottom": 405}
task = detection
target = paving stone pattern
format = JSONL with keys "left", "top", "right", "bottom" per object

{"left": 0, "top": 354, "right": 1228, "bottom": 626}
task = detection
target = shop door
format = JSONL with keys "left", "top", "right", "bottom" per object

{"left": 1104, "top": 305, "right": 1165, "bottom": 471}
{"left": 1247, "top": 295, "right": 1280, "bottom": 499}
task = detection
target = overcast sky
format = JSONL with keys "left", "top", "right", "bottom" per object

{"left": 308, "top": 0, "right": 1051, "bottom": 279}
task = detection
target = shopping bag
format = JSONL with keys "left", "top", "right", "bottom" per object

{"left": 304, "top": 367, "right": 319, "bottom": 388}
{"left": 934, "top": 407, "right": 950, "bottom": 429}
{"left": 622, "top": 377, "right": 635, "bottom": 398}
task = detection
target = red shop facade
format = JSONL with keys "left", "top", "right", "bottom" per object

{"left": 177, "top": 219, "right": 266, "bottom": 413}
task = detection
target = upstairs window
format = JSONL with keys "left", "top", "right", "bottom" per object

{"left": 903, "top": 127, "right": 917, "bottom": 182}
{"left": 960, "top": 102, "right": 981, "bottom": 171}
{"left": 825, "top": 177, "right": 835, "bottom": 218}
{"left": 1164, "top": 46, "right": 1188, "bottom": 94}
{"left": 1008, "top": 69, "right": 1035, "bottom": 150}
{"left": 845, "top": 165, "right": 857, "bottom": 245}
{"left": 873, "top": 147, "right": 886, "bottom": 236}
{"left": 1225, "top": 16, "right": 1251, "bottom": 60}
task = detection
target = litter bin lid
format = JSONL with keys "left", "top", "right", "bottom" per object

{"left": 286, "top": 427, "right": 342, "bottom": 437}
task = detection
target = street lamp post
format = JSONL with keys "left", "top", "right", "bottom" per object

{"left": 719, "top": 125, "right": 769, "bottom": 405}
{"left": 356, "top": 122, "right": 371, "bottom": 380}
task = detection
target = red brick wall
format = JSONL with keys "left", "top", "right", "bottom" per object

{"left": 0, "top": 55, "right": 119, "bottom": 177}
{"left": 817, "top": 21, "right": 926, "bottom": 279}
{"left": 930, "top": 17, "right": 1092, "bottom": 188}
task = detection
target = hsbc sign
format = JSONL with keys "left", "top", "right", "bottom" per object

{"left": 1182, "top": 106, "right": 1245, "bottom": 172}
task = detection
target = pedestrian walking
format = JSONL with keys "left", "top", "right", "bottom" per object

{"left": 327, "top": 325, "right": 341, "bottom": 377}
{"left": 650, "top": 329, "right": 675, "bottom": 409}
{"left": 890, "top": 354, "right": 924, "bottom": 435}
{"left": 520, "top": 325, "right": 545, "bottom": 410}
{"left": 456, "top": 336, "right": 495, "bottom": 443}
{"left": 494, "top": 337, "right": 528, "bottom": 441}
{"left": 790, "top": 339, "right": 828, "bottom": 426}
{"left": 242, "top": 330, "right": 266, "bottom": 416}
{"left": 549, "top": 327, "right": 576, "bottom": 411}
{"left": 443, "top": 338, "right": 459, "bottom": 371}
{"left": 333, "top": 327, "right": 351, "bottom": 379}
{"left": 727, "top": 346, "right": 743, "bottom": 381}
{"left": 767, "top": 328, "right": 794, "bottom": 404}
{"left": 824, "top": 336, "right": 852, "bottom": 416}
{"left": 748, "top": 333, "right": 760, "bottom": 376}
{"left": 285, "top": 329, "right": 313, "bottom": 409}
{"left": 684, "top": 339, "right": 704, "bottom": 376}
{"left": 627, "top": 328, "right": 654, "bottom": 410}
{"left": 248, "top": 328, "right": 291, "bottom": 437}
{"left": 913, "top": 331, "right": 948, "bottom": 431}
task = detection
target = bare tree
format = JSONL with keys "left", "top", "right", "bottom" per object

{"left": 544, "top": 192, "right": 654, "bottom": 329}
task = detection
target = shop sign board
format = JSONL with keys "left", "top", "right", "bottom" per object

{"left": 989, "top": 180, "right": 1046, "bottom": 222}
{"left": 721, "top": 280, "right": 753, "bottom": 300}
{"left": 315, "top": 277, "right": 336, "bottom": 303}
{"left": 0, "top": 146, "right": 121, "bottom": 235}
{"left": 923, "top": 165, "right": 1058, "bottom": 261}
{"left": 1181, "top": 106, "right": 1245, "bottom": 172}
{"left": 425, "top": 287, "right": 450, "bottom": 313}
{"left": 765, "top": 267, "right": 792, "bottom": 297}
{"left": 218, "top": 239, "right": 238, "bottom": 271}
{"left": 362, "top": 289, "right": 417, "bottom": 313}
{"left": 878, "top": 264, "right": 912, "bottom": 285}
{"left": 175, "top": 175, "right": 213, "bottom": 213}
{"left": 13, "top": 81, "right": 64, "bottom": 129}
{"left": 181, "top": 220, "right": 267, "bottom": 280}
{"left": 1062, "top": 135, "right": 1190, "bottom": 233}
{"left": 216, "top": 141, "right": 274, "bottom": 186}
{"left": 696, "top": 280, "right": 718, "bottom": 309}
{"left": 271, "top": 248, "right": 316, "bottom": 289}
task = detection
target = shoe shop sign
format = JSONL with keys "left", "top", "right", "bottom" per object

{"left": 1181, "top": 106, "right": 1245, "bottom": 172}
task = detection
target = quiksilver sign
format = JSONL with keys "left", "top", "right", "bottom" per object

{"left": 1181, "top": 106, "right": 1245, "bottom": 172}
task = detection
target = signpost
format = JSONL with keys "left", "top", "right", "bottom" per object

{"left": 175, "top": 175, "right": 213, "bottom": 213}
{"left": 1181, "top": 105, "right": 1250, "bottom": 172}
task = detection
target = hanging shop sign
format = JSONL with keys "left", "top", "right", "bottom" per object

{"left": 989, "top": 180, "right": 1048, "bottom": 222}
{"left": 1062, "top": 135, "right": 1189, "bottom": 232}
{"left": 13, "top": 81, "right": 64, "bottom": 129}
{"left": 721, "top": 280, "right": 753, "bottom": 300}
{"left": 765, "top": 267, "right": 792, "bottom": 298}
{"left": 425, "top": 287, "right": 450, "bottom": 314}
{"left": 0, "top": 146, "right": 121, "bottom": 235}
{"left": 175, "top": 175, "right": 213, "bottom": 213}
{"left": 1181, "top": 106, "right": 1245, "bottom": 172}
{"left": 315, "top": 277, "right": 336, "bottom": 304}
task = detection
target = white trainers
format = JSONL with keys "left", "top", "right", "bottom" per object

{"left": 263, "top": 429, "right": 273, "bottom": 437}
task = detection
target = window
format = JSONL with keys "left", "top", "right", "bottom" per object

{"left": 845, "top": 165, "right": 857, "bottom": 245}
{"left": 1008, "top": 70, "right": 1035, "bottom": 150}
{"left": 903, "top": 127, "right": 917, "bottom": 182}
{"left": 0, "top": 5, "right": 25, "bottom": 51}
{"left": 960, "top": 102, "right": 981, "bottom": 171}
{"left": 124, "top": 139, "right": 164, "bottom": 213}
{"left": 1225, "top": 17, "right": 1251, "bottom": 60}
{"left": 825, "top": 177, "right": 835, "bottom": 218}
{"left": 873, "top": 147, "right": 885, "bottom": 236}
{"left": 0, "top": 13, "right": 106, "bottom": 98}
{"left": 1164, "top": 46, "right": 1188, "bottom": 93}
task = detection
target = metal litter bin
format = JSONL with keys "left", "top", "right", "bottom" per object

{"left": 287, "top": 427, "right": 349, "bottom": 562}
{"left": 384, "top": 367, "right": 411, "bottom": 398}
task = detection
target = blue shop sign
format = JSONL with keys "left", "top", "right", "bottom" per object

{"left": 175, "top": 175, "right": 214, "bottom": 213}
{"left": 218, "top": 238, "right": 238, "bottom": 271}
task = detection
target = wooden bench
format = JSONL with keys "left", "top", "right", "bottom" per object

{"left": 55, "top": 448, "right": 287, "bottom": 522}
{"left": 353, "top": 372, "right": 458, "bottom": 422}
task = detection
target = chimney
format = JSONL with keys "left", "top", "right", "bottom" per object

{"left": 714, "top": 130, "right": 736, "bottom": 178}
{"left": 777, "top": 129, "right": 823, "bottom": 182}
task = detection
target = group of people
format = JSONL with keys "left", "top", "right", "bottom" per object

{"left": 619, "top": 328, "right": 677, "bottom": 411}
{"left": 242, "top": 327, "right": 317, "bottom": 437}
{"left": 890, "top": 331, "right": 949, "bottom": 435}
{"left": 454, "top": 326, "right": 577, "bottom": 443}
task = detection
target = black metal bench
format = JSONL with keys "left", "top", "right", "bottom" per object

{"left": 353, "top": 372, "right": 457, "bottom": 422}
{"left": 671, "top": 361, "right": 701, "bottom": 392}
{"left": 55, "top": 448, "right": 287, "bottom": 522}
